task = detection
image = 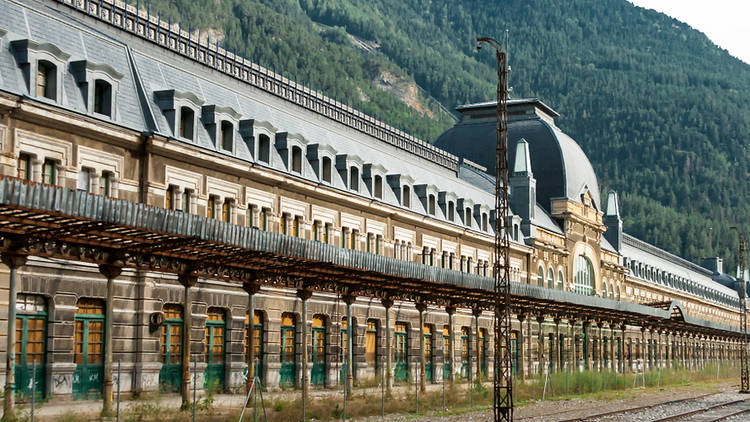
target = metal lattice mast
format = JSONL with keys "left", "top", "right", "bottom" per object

{"left": 732, "top": 227, "right": 748, "bottom": 393}
{"left": 477, "top": 37, "right": 513, "bottom": 421}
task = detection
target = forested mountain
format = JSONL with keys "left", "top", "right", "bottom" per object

{"left": 143, "top": 0, "right": 750, "bottom": 272}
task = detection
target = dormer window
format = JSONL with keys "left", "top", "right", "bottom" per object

{"left": 37, "top": 61, "right": 56, "bottom": 100}
{"left": 349, "top": 166, "right": 359, "bottom": 191}
{"left": 482, "top": 213, "right": 488, "bottom": 231}
{"left": 221, "top": 121, "right": 234, "bottom": 151}
{"left": 322, "top": 157, "right": 332, "bottom": 183}
{"left": 402, "top": 185, "right": 410, "bottom": 207}
{"left": 374, "top": 175, "right": 382, "bottom": 199}
{"left": 428, "top": 195, "right": 436, "bottom": 216}
{"left": 179, "top": 107, "right": 195, "bottom": 140}
{"left": 448, "top": 201, "right": 455, "bottom": 221}
{"left": 202, "top": 105, "right": 241, "bottom": 153}
{"left": 155, "top": 89, "right": 204, "bottom": 140}
{"left": 291, "top": 146, "right": 303, "bottom": 173}
{"left": 513, "top": 224, "right": 519, "bottom": 241}
{"left": 465, "top": 207, "right": 472, "bottom": 226}
{"left": 258, "top": 135, "right": 270, "bottom": 163}
{"left": 71, "top": 59, "right": 123, "bottom": 119}
{"left": 93, "top": 80, "right": 112, "bottom": 116}
{"left": 12, "top": 39, "right": 70, "bottom": 104}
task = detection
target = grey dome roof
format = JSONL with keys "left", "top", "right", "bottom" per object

{"left": 434, "top": 99, "right": 601, "bottom": 212}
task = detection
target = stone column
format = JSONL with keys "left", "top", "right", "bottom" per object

{"left": 417, "top": 303, "right": 427, "bottom": 392}
{"left": 2, "top": 252, "right": 28, "bottom": 418}
{"left": 517, "top": 314, "right": 526, "bottom": 379}
{"left": 297, "top": 289, "right": 312, "bottom": 414}
{"left": 99, "top": 263, "right": 123, "bottom": 416}
{"left": 382, "top": 298, "right": 394, "bottom": 394}
{"left": 473, "top": 308, "right": 482, "bottom": 383}
{"left": 243, "top": 282, "right": 260, "bottom": 390}
{"left": 31, "top": 158, "right": 42, "bottom": 182}
{"left": 179, "top": 274, "right": 197, "bottom": 409}
{"left": 537, "top": 315, "right": 545, "bottom": 375}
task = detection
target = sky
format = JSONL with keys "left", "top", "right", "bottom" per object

{"left": 628, "top": 0, "right": 750, "bottom": 65}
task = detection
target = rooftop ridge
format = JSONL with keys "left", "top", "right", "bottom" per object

{"left": 623, "top": 233, "right": 715, "bottom": 277}
{"left": 54, "top": 0, "right": 460, "bottom": 172}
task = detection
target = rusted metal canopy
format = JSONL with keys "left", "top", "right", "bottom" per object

{"left": 0, "top": 176, "right": 739, "bottom": 336}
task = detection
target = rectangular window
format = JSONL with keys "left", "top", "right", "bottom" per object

{"left": 102, "top": 172, "right": 112, "bottom": 196}
{"left": 182, "top": 190, "right": 191, "bottom": 213}
{"left": 207, "top": 196, "right": 216, "bottom": 219}
{"left": 261, "top": 209, "right": 267, "bottom": 231}
{"left": 42, "top": 159, "right": 56, "bottom": 185}
{"left": 17, "top": 154, "right": 31, "bottom": 181}
{"left": 222, "top": 199, "right": 231, "bottom": 223}
{"left": 247, "top": 204, "right": 255, "bottom": 227}
{"left": 323, "top": 224, "right": 329, "bottom": 244}
{"left": 313, "top": 221, "right": 319, "bottom": 241}
{"left": 165, "top": 186, "right": 174, "bottom": 210}
{"left": 365, "top": 320, "right": 377, "bottom": 367}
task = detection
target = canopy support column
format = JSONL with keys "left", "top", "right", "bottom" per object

{"left": 99, "top": 263, "right": 123, "bottom": 416}
{"left": 179, "top": 274, "right": 197, "bottom": 410}
{"left": 2, "top": 251, "right": 27, "bottom": 420}
{"left": 382, "top": 298, "right": 394, "bottom": 395}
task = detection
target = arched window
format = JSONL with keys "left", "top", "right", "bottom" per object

{"left": 322, "top": 157, "right": 332, "bottom": 183}
{"left": 374, "top": 175, "right": 383, "bottom": 199}
{"left": 37, "top": 60, "right": 56, "bottom": 100}
{"left": 179, "top": 107, "right": 194, "bottom": 140}
{"left": 557, "top": 270, "right": 564, "bottom": 290}
{"left": 291, "top": 146, "right": 302, "bottom": 173}
{"left": 258, "top": 134, "right": 270, "bottom": 163}
{"left": 547, "top": 268, "right": 554, "bottom": 289}
{"left": 349, "top": 166, "right": 359, "bottom": 191}
{"left": 602, "top": 279, "right": 608, "bottom": 297}
{"left": 93, "top": 80, "right": 112, "bottom": 117}
{"left": 574, "top": 255, "right": 595, "bottom": 295}
{"left": 617, "top": 285, "right": 621, "bottom": 301}
{"left": 610, "top": 282, "right": 615, "bottom": 299}
{"left": 537, "top": 266, "right": 544, "bottom": 287}
{"left": 428, "top": 194, "right": 436, "bottom": 216}
{"left": 402, "top": 185, "right": 410, "bottom": 207}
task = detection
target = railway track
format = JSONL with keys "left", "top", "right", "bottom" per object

{"left": 650, "top": 397, "right": 750, "bottom": 422}
{"left": 525, "top": 393, "right": 715, "bottom": 421}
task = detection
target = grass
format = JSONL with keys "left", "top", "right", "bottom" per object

{"left": 30, "top": 362, "right": 741, "bottom": 421}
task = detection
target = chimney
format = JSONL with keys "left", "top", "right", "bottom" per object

{"left": 701, "top": 257, "right": 723, "bottom": 274}
{"left": 603, "top": 190, "right": 622, "bottom": 251}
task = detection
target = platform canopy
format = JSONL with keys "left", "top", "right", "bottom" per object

{"left": 0, "top": 176, "right": 740, "bottom": 337}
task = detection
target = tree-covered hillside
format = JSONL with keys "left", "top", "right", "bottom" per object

{"left": 143, "top": 0, "right": 750, "bottom": 272}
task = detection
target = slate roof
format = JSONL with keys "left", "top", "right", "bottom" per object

{"left": 434, "top": 99, "right": 602, "bottom": 212}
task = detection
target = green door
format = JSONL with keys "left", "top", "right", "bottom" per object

{"left": 280, "top": 313, "right": 296, "bottom": 387}
{"left": 159, "top": 305, "right": 183, "bottom": 393}
{"left": 394, "top": 323, "right": 408, "bottom": 382}
{"left": 423, "top": 326, "right": 433, "bottom": 383}
{"left": 73, "top": 299, "right": 105, "bottom": 400}
{"left": 204, "top": 308, "right": 225, "bottom": 391}
{"left": 443, "top": 327, "right": 451, "bottom": 380}
{"left": 15, "top": 307, "right": 46, "bottom": 400}
{"left": 311, "top": 316, "right": 326, "bottom": 386}
{"left": 460, "top": 328, "right": 470, "bottom": 379}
